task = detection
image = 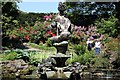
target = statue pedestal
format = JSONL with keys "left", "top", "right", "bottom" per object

{"left": 51, "top": 53, "right": 70, "bottom": 67}
{"left": 53, "top": 41, "right": 68, "bottom": 54}
{"left": 51, "top": 41, "right": 70, "bottom": 67}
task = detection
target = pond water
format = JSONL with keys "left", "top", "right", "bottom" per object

{"left": 1, "top": 77, "right": 120, "bottom": 80}
{"left": 1, "top": 69, "right": 120, "bottom": 80}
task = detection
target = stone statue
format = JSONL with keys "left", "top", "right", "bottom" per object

{"left": 49, "top": 2, "right": 72, "bottom": 45}
{"left": 47, "top": 2, "right": 74, "bottom": 54}
{"left": 50, "top": 14, "right": 71, "bottom": 43}
{"left": 58, "top": 2, "right": 66, "bottom": 16}
{"left": 37, "top": 2, "right": 82, "bottom": 79}
{"left": 49, "top": 14, "right": 72, "bottom": 54}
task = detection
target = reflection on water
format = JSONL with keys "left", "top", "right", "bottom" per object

{"left": 1, "top": 77, "right": 120, "bottom": 80}
{"left": 81, "top": 77, "right": 120, "bottom": 80}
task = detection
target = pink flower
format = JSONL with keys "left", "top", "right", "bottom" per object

{"left": 34, "top": 30, "right": 37, "bottom": 34}
{"left": 30, "top": 31, "right": 33, "bottom": 33}
{"left": 44, "top": 15, "right": 49, "bottom": 20}
{"left": 100, "top": 34, "right": 104, "bottom": 40}
{"left": 44, "top": 15, "right": 52, "bottom": 20}
{"left": 49, "top": 15, "right": 53, "bottom": 18}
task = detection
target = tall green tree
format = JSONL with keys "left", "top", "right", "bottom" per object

{"left": 64, "top": 1, "right": 116, "bottom": 26}
{"left": 1, "top": 1, "right": 21, "bottom": 36}
{"left": 95, "top": 16, "right": 120, "bottom": 38}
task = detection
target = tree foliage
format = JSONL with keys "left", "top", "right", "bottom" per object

{"left": 64, "top": 2, "right": 116, "bottom": 26}
{"left": 95, "top": 16, "right": 120, "bottom": 38}
{"left": 1, "top": 1, "right": 20, "bottom": 36}
{"left": 17, "top": 12, "right": 55, "bottom": 26}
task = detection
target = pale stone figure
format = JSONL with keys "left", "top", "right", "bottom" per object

{"left": 49, "top": 2, "right": 72, "bottom": 54}
{"left": 50, "top": 14, "right": 71, "bottom": 44}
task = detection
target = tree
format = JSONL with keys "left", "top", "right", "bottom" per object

{"left": 1, "top": 1, "right": 22, "bottom": 48}
{"left": 1, "top": 1, "right": 21, "bottom": 36}
{"left": 95, "top": 16, "right": 120, "bottom": 38}
{"left": 64, "top": 1, "right": 116, "bottom": 26}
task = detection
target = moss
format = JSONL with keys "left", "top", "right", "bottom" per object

{"left": 20, "top": 75, "right": 39, "bottom": 79}
{"left": 20, "top": 69, "right": 30, "bottom": 75}
{"left": 2, "top": 73, "right": 16, "bottom": 78}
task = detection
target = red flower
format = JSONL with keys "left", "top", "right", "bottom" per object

{"left": 46, "top": 24, "right": 49, "bottom": 26}
{"left": 19, "top": 27, "right": 23, "bottom": 31}
{"left": 52, "top": 34, "right": 56, "bottom": 36}
{"left": 26, "top": 30, "right": 29, "bottom": 32}
{"left": 47, "top": 31, "right": 52, "bottom": 34}
{"left": 24, "top": 35, "right": 30, "bottom": 40}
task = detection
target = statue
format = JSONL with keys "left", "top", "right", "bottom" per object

{"left": 49, "top": 2, "right": 71, "bottom": 45}
{"left": 47, "top": 2, "right": 73, "bottom": 67}
{"left": 58, "top": 2, "right": 66, "bottom": 16}
{"left": 38, "top": 2, "right": 83, "bottom": 79}
{"left": 50, "top": 14, "right": 71, "bottom": 43}
{"left": 49, "top": 13, "right": 72, "bottom": 54}
{"left": 48, "top": 2, "right": 73, "bottom": 54}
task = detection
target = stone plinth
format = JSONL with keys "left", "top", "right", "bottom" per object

{"left": 51, "top": 53, "right": 70, "bottom": 67}
{"left": 53, "top": 41, "right": 68, "bottom": 54}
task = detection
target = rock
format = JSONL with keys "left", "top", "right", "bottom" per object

{"left": 39, "top": 72, "right": 47, "bottom": 79}
{"left": 81, "top": 72, "right": 92, "bottom": 78}
{"left": 1, "top": 59, "right": 34, "bottom": 78}
{"left": 20, "top": 69, "right": 30, "bottom": 75}
{"left": 9, "top": 66, "right": 17, "bottom": 73}
{"left": 93, "top": 72, "right": 104, "bottom": 77}
{"left": 69, "top": 71, "right": 81, "bottom": 80}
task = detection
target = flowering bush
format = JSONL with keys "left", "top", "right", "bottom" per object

{"left": 44, "top": 14, "right": 53, "bottom": 21}
{"left": 12, "top": 25, "right": 38, "bottom": 42}
{"left": 70, "top": 31, "right": 85, "bottom": 44}
{"left": 11, "top": 20, "right": 56, "bottom": 44}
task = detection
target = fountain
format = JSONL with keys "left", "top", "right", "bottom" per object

{"left": 48, "top": 2, "right": 72, "bottom": 68}
{"left": 38, "top": 2, "right": 82, "bottom": 80}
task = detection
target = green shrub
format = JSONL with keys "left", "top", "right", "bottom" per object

{"left": 28, "top": 58, "right": 40, "bottom": 66}
{"left": 66, "top": 51, "right": 94, "bottom": 65}
{"left": 95, "top": 16, "right": 120, "bottom": 38}
{"left": 14, "top": 49, "right": 38, "bottom": 62}
{"left": 4, "top": 49, "right": 31, "bottom": 62}
{"left": 4, "top": 52, "right": 17, "bottom": 60}
{"left": 78, "top": 52, "right": 94, "bottom": 65}
{"left": 90, "top": 57, "right": 112, "bottom": 68}
{"left": 74, "top": 44, "right": 86, "bottom": 55}
{"left": 105, "top": 38, "right": 120, "bottom": 68}
{"left": 45, "top": 38, "right": 52, "bottom": 47}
